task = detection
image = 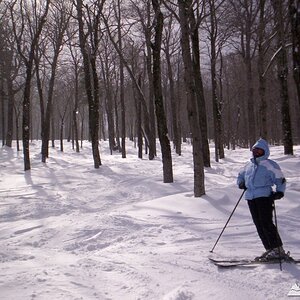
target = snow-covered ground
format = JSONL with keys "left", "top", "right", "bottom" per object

{"left": 0, "top": 140, "right": 299, "bottom": 300}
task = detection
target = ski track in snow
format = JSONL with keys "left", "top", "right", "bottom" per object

{"left": 0, "top": 141, "right": 300, "bottom": 299}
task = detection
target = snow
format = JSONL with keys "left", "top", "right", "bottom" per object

{"left": 0, "top": 140, "right": 299, "bottom": 300}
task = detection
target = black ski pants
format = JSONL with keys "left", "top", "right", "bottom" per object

{"left": 247, "top": 197, "right": 283, "bottom": 250}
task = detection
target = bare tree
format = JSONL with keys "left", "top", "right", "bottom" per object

{"left": 66, "top": 29, "right": 81, "bottom": 153}
{"left": 188, "top": 1, "right": 211, "bottom": 167}
{"left": 163, "top": 0, "right": 210, "bottom": 167}
{"left": 228, "top": 0, "right": 259, "bottom": 148}
{"left": 272, "top": 0, "right": 293, "bottom": 154}
{"left": 205, "top": 0, "right": 226, "bottom": 161}
{"left": 10, "top": 0, "right": 50, "bottom": 170}
{"left": 101, "top": 8, "right": 156, "bottom": 160}
{"left": 289, "top": 0, "right": 300, "bottom": 108}
{"left": 135, "top": 75, "right": 143, "bottom": 158}
{"left": 151, "top": 0, "right": 173, "bottom": 183}
{"left": 0, "top": 10, "right": 23, "bottom": 148}
{"left": 99, "top": 37, "right": 117, "bottom": 154}
{"left": 177, "top": 0, "right": 205, "bottom": 196}
{"left": 55, "top": 75, "right": 73, "bottom": 152}
{"left": 0, "top": 80, "right": 4, "bottom": 147}
{"left": 163, "top": 14, "right": 181, "bottom": 156}
{"left": 115, "top": 0, "right": 126, "bottom": 158}
{"left": 0, "top": 1, "right": 7, "bottom": 147}
{"left": 75, "top": 0, "right": 103, "bottom": 168}
{"left": 128, "top": 0, "right": 157, "bottom": 158}
{"left": 257, "top": 0, "right": 268, "bottom": 139}
{"left": 39, "top": 0, "right": 71, "bottom": 162}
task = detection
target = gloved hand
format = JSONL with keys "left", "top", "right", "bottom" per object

{"left": 270, "top": 191, "right": 284, "bottom": 200}
{"left": 238, "top": 181, "right": 247, "bottom": 190}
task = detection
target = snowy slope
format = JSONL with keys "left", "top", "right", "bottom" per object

{"left": 0, "top": 140, "right": 299, "bottom": 300}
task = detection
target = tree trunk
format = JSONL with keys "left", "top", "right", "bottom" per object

{"left": 0, "top": 80, "right": 5, "bottom": 147}
{"left": 41, "top": 55, "right": 59, "bottom": 162}
{"left": 245, "top": 56, "right": 256, "bottom": 148}
{"left": 101, "top": 56, "right": 116, "bottom": 155}
{"left": 116, "top": 0, "right": 126, "bottom": 158}
{"left": 258, "top": 0, "right": 268, "bottom": 139}
{"left": 5, "top": 79, "right": 14, "bottom": 147}
{"left": 76, "top": 0, "right": 101, "bottom": 168}
{"left": 178, "top": 0, "right": 205, "bottom": 197}
{"left": 209, "top": 0, "right": 224, "bottom": 162}
{"left": 272, "top": 0, "right": 293, "bottom": 155}
{"left": 60, "top": 121, "right": 64, "bottom": 152}
{"left": 34, "top": 48, "right": 45, "bottom": 146}
{"left": 289, "top": 0, "right": 300, "bottom": 108}
{"left": 73, "top": 65, "right": 80, "bottom": 153}
{"left": 244, "top": 14, "right": 256, "bottom": 147}
{"left": 136, "top": 76, "right": 143, "bottom": 159}
{"left": 217, "top": 53, "right": 225, "bottom": 159}
{"left": 164, "top": 17, "right": 181, "bottom": 156}
{"left": 22, "top": 62, "right": 33, "bottom": 171}
{"left": 189, "top": 5, "right": 211, "bottom": 167}
{"left": 145, "top": 2, "right": 157, "bottom": 158}
{"left": 11, "top": 0, "right": 50, "bottom": 171}
{"left": 152, "top": 0, "right": 173, "bottom": 183}
{"left": 13, "top": 105, "right": 20, "bottom": 151}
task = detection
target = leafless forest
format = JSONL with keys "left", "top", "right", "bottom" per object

{"left": 0, "top": 0, "right": 299, "bottom": 196}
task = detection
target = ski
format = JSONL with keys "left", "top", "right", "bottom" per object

{"left": 209, "top": 257, "right": 300, "bottom": 268}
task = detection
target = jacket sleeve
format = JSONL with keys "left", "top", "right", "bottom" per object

{"left": 274, "top": 173, "right": 286, "bottom": 193}
{"left": 269, "top": 160, "right": 286, "bottom": 193}
{"left": 237, "top": 166, "right": 246, "bottom": 187}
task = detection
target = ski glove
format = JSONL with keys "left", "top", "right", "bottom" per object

{"left": 238, "top": 181, "right": 247, "bottom": 190}
{"left": 270, "top": 191, "right": 284, "bottom": 200}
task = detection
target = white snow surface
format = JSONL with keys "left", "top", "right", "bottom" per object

{"left": 0, "top": 140, "right": 299, "bottom": 300}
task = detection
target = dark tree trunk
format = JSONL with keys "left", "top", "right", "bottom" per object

{"left": 152, "top": 0, "right": 173, "bottom": 183}
{"left": 13, "top": 105, "right": 20, "bottom": 151}
{"left": 289, "top": 0, "right": 300, "bottom": 108}
{"left": 116, "top": 0, "right": 126, "bottom": 158}
{"left": 243, "top": 5, "right": 257, "bottom": 147}
{"left": 101, "top": 56, "right": 116, "bottom": 155}
{"left": 41, "top": 55, "right": 59, "bottom": 162}
{"left": 189, "top": 7, "right": 211, "bottom": 167}
{"left": 217, "top": 53, "right": 225, "bottom": 159}
{"left": 22, "top": 62, "right": 33, "bottom": 171}
{"left": 76, "top": 0, "right": 102, "bottom": 168}
{"left": 136, "top": 76, "right": 143, "bottom": 159}
{"left": 145, "top": 2, "right": 157, "bottom": 158}
{"left": 164, "top": 17, "right": 181, "bottom": 156}
{"left": 41, "top": 4, "right": 70, "bottom": 163}
{"left": 258, "top": 0, "right": 268, "bottom": 139}
{"left": 11, "top": 0, "right": 50, "bottom": 170}
{"left": 178, "top": 0, "right": 205, "bottom": 197}
{"left": 73, "top": 67, "right": 80, "bottom": 153}
{"left": 5, "top": 79, "right": 14, "bottom": 147}
{"left": 208, "top": 0, "right": 224, "bottom": 162}
{"left": 272, "top": 0, "right": 293, "bottom": 155}
{"left": 1, "top": 80, "right": 5, "bottom": 147}
{"left": 245, "top": 56, "right": 256, "bottom": 148}
{"left": 60, "top": 121, "right": 64, "bottom": 152}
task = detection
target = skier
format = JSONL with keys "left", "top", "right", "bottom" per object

{"left": 237, "top": 138, "right": 287, "bottom": 261}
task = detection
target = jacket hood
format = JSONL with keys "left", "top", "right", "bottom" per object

{"left": 251, "top": 138, "right": 270, "bottom": 161}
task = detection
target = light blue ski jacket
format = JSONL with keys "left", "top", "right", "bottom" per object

{"left": 237, "top": 138, "right": 286, "bottom": 200}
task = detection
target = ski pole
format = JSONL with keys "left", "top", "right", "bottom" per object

{"left": 273, "top": 200, "right": 282, "bottom": 271}
{"left": 210, "top": 189, "right": 246, "bottom": 253}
